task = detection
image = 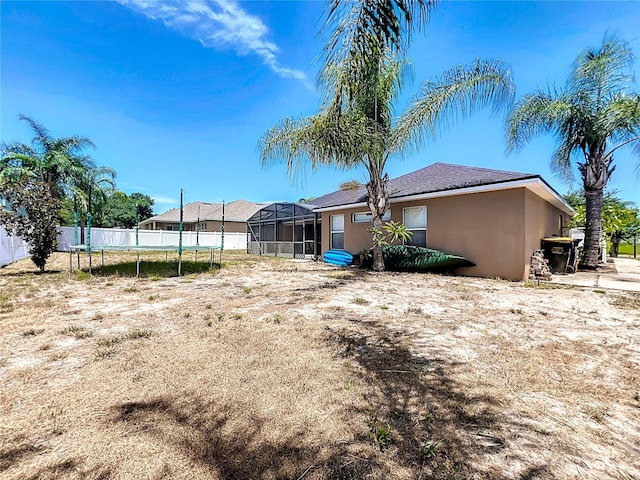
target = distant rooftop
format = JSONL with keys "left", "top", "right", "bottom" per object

{"left": 141, "top": 199, "right": 268, "bottom": 224}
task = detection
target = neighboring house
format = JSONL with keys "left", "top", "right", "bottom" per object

{"left": 141, "top": 199, "right": 267, "bottom": 234}
{"left": 248, "top": 163, "right": 574, "bottom": 281}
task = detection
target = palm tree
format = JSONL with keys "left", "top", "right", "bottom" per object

{"left": 72, "top": 164, "right": 117, "bottom": 224}
{"left": 506, "top": 37, "right": 640, "bottom": 269}
{"left": 261, "top": 53, "right": 513, "bottom": 270}
{"left": 321, "top": 0, "right": 437, "bottom": 109}
{"left": 0, "top": 114, "right": 115, "bottom": 218}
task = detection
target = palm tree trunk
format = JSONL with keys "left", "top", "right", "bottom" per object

{"left": 580, "top": 188, "right": 604, "bottom": 269}
{"left": 366, "top": 172, "right": 390, "bottom": 272}
{"left": 371, "top": 215, "right": 385, "bottom": 271}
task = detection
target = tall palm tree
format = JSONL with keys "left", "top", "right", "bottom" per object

{"left": 507, "top": 37, "right": 640, "bottom": 269}
{"left": 261, "top": 53, "right": 513, "bottom": 270}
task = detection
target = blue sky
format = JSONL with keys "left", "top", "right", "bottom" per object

{"left": 2, "top": 1, "right": 639, "bottom": 213}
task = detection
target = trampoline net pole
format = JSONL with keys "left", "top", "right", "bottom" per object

{"left": 87, "top": 212, "right": 92, "bottom": 275}
{"left": 178, "top": 188, "right": 183, "bottom": 276}
{"left": 73, "top": 197, "right": 79, "bottom": 269}
{"left": 87, "top": 184, "right": 93, "bottom": 275}
{"left": 73, "top": 200, "right": 79, "bottom": 247}
{"left": 221, "top": 200, "right": 225, "bottom": 265}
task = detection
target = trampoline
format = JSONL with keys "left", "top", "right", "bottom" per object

{"left": 69, "top": 244, "right": 221, "bottom": 277}
{"left": 68, "top": 189, "right": 224, "bottom": 277}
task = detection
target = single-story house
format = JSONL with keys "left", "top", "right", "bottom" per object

{"left": 248, "top": 162, "right": 574, "bottom": 281}
{"left": 141, "top": 199, "right": 267, "bottom": 234}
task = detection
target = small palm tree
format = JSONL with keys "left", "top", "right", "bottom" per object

{"left": 261, "top": 53, "right": 513, "bottom": 270}
{"left": 507, "top": 37, "right": 640, "bottom": 269}
{"left": 1, "top": 115, "right": 115, "bottom": 271}
{"left": 0, "top": 115, "right": 115, "bottom": 218}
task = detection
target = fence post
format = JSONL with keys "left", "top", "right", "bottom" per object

{"left": 10, "top": 233, "right": 16, "bottom": 263}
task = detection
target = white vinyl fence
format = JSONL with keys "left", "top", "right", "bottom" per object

{"left": 0, "top": 226, "right": 30, "bottom": 267}
{"left": 57, "top": 227, "right": 247, "bottom": 251}
{"left": 1, "top": 227, "right": 247, "bottom": 268}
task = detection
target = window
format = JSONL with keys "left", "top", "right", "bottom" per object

{"left": 199, "top": 222, "right": 207, "bottom": 231}
{"left": 330, "top": 214, "right": 344, "bottom": 249}
{"left": 352, "top": 210, "right": 391, "bottom": 223}
{"left": 403, "top": 206, "right": 427, "bottom": 246}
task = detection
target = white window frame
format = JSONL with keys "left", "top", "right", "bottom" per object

{"left": 330, "top": 214, "right": 345, "bottom": 250}
{"left": 352, "top": 210, "right": 391, "bottom": 223}
{"left": 402, "top": 206, "right": 427, "bottom": 246}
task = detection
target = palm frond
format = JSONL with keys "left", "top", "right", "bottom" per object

{"left": 601, "top": 92, "right": 640, "bottom": 140}
{"left": 395, "top": 59, "right": 514, "bottom": 155}
{"left": 570, "top": 36, "right": 635, "bottom": 109}
{"left": 259, "top": 113, "right": 383, "bottom": 183}
{"left": 18, "top": 114, "right": 52, "bottom": 151}
{"left": 320, "top": 0, "right": 436, "bottom": 107}
{"left": 506, "top": 90, "right": 573, "bottom": 153}
{"left": 339, "top": 179, "right": 363, "bottom": 190}
{"left": 551, "top": 135, "right": 579, "bottom": 183}
{"left": 3, "top": 116, "right": 100, "bottom": 201}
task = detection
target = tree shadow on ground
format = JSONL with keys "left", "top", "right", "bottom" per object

{"left": 86, "top": 260, "right": 219, "bottom": 278}
{"left": 0, "top": 269, "right": 63, "bottom": 277}
{"left": 0, "top": 438, "right": 46, "bottom": 473}
{"left": 18, "top": 459, "right": 112, "bottom": 480}
{"left": 110, "top": 397, "right": 376, "bottom": 480}
{"left": 1, "top": 435, "right": 112, "bottom": 480}
{"left": 105, "top": 318, "right": 546, "bottom": 479}
{"left": 323, "top": 315, "right": 551, "bottom": 479}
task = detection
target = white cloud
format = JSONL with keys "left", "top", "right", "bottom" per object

{"left": 152, "top": 194, "right": 179, "bottom": 205}
{"left": 116, "top": 0, "right": 306, "bottom": 80}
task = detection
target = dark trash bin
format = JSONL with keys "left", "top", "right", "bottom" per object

{"left": 542, "top": 237, "right": 575, "bottom": 274}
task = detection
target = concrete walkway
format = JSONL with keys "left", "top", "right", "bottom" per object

{"left": 548, "top": 257, "right": 640, "bottom": 292}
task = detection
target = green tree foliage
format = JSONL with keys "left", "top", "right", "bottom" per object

{"left": 507, "top": 37, "right": 640, "bottom": 269}
{"left": 0, "top": 176, "right": 61, "bottom": 272}
{"left": 0, "top": 115, "right": 115, "bottom": 205}
{"left": 562, "top": 190, "right": 585, "bottom": 209}
{"left": 567, "top": 191, "right": 639, "bottom": 257}
{"left": 0, "top": 116, "right": 119, "bottom": 269}
{"left": 371, "top": 220, "right": 414, "bottom": 248}
{"left": 98, "top": 191, "right": 154, "bottom": 228}
{"left": 262, "top": 8, "right": 513, "bottom": 271}
{"left": 1, "top": 115, "right": 116, "bottom": 225}
{"left": 61, "top": 191, "right": 155, "bottom": 228}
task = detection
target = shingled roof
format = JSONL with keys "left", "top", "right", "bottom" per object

{"left": 308, "top": 162, "right": 541, "bottom": 209}
{"left": 141, "top": 199, "right": 267, "bottom": 224}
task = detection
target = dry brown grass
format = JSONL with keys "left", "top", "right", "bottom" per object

{"left": 1, "top": 251, "right": 639, "bottom": 480}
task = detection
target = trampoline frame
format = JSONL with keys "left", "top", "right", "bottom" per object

{"left": 69, "top": 244, "right": 221, "bottom": 277}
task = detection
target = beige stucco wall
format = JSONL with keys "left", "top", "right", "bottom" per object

{"left": 523, "top": 189, "right": 572, "bottom": 278}
{"left": 321, "top": 187, "right": 570, "bottom": 281}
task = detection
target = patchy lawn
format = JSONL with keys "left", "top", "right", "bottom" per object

{"left": 1, "top": 252, "right": 639, "bottom": 480}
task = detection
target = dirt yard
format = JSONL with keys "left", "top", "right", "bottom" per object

{"left": 1, "top": 251, "right": 639, "bottom": 480}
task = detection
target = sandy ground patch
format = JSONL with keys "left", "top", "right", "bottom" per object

{"left": 1, "top": 252, "right": 639, "bottom": 479}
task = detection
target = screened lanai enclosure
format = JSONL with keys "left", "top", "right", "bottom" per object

{"left": 247, "top": 203, "right": 320, "bottom": 258}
